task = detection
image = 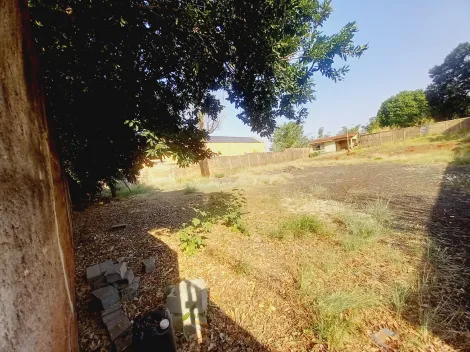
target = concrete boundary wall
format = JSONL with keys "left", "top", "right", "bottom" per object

{"left": 359, "top": 117, "right": 470, "bottom": 148}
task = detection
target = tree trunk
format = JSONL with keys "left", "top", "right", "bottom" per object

{"left": 197, "top": 110, "right": 210, "bottom": 177}
{"left": 0, "top": 1, "right": 78, "bottom": 351}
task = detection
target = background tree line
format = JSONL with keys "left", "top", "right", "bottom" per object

{"left": 365, "top": 43, "right": 470, "bottom": 132}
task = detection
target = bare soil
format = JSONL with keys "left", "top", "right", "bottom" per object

{"left": 73, "top": 163, "right": 470, "bottom": 351}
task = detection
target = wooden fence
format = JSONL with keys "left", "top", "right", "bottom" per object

{"left": 139, "top": 148, "right": 311, "bottom": 182}
{"left": 359, "top": 117, "right": 470, "bottom": 147}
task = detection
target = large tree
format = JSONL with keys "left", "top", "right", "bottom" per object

{"left": 338, "top": 124, "right": 360, "bottom": 134}
{"left": 29, "top": 0, "right": 367, "bottom": 198}
{"left": 376, "top": 90, "right": 430, "bottom": 128}
{"left": 426, "top": 43, "right": 470, "bottom": 120}
{"left": 271, "top": 122, "right": 309, "bottom": 152}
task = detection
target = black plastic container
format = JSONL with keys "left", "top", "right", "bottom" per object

{"left": 133, "top": 307, "right": 177, "bottom": 352}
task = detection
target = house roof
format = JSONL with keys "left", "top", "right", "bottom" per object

{"left": 310, "top": 132, "right": 358, "bottom": 145}
{"left": 207, "top": 136, "right": 263, "bottom": 143}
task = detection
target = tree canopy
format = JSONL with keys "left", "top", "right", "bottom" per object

{"left": 29, "top": 0, "right": 366, "bottom": 199}
{"left": 426, "top": 43, "right": 470, "bottom": 120}
{"left": 271, "top": 122, "right": 309, "bottom": 152}
{"left": 338, "top": 125, "right": 360, "bottom": 134}
{"left": 376, "top": 90, "right": 430, "bottom": 128}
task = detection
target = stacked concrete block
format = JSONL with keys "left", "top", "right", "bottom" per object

{"left": 166, "top": 279, "right": 208, "bottom": 335}
{"left": 86, "top": 264, "right": 101, "bottom": 283}
{"left": 121, "top": 276, "right": 140, "bottom": 302}
{"left": 86, "top": 258, "right": 142, "bottom": 351}
{"left": 92, "top": 286, "right": 120, "bottom": 310}
{"left": 105, "top": 262, "right": 128, "bottom": 284}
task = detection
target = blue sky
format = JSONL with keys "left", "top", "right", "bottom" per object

{"left": 213, "top": 0, "right": 470, "bottom": 147}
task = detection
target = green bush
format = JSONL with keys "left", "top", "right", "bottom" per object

{"left": 309, "top": 151, "right": 321, "bottom": 158}
{"left": 183, "top": 184, "right": 198, "bottom": 194}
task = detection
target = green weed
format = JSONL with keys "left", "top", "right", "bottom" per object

{"left": 275, "top": 214, "right": 326, "bottom": 240}
{"left": 313, "top": 291, "right": 377, "bottom": 348}
{"left": 390, "top": 283, "right": 410, "bottom": 316}
{"left": 335, "top": 211, "right": 383, "bottom": 251}
{"left": 214, "top": 173, "right": 225, "bottom": 178}
{"left": 364, "top": 198, "right": 392, "bottom": 225}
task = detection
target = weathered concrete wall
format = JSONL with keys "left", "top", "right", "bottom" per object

{"left": 0, "top": 1, "right": 78, "bottom": 351}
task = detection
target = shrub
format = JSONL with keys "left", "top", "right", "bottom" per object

{"left": 309, "top": 151, "right": 321, "bottom": 158}
{"left": 214, "top": 173, "right": 225, "bottom": 178}
{"left": 183, "top": 184, "right": 198, "bottom": 194}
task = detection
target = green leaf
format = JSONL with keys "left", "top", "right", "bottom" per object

{"left": 182, "top": 312, "right": 190, "bottom": 321}
{"left": 192, "top": 218, "right": 201, "bottom": 226}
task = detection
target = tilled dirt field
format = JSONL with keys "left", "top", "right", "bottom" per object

{"left": 291, "top": 163, "right": 470, "bottom": 272}
{"left": 73, "top": 162, "right": 470, "bottom": 351}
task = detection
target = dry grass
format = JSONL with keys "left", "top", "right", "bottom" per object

{"left": 78, "top": 148, "right": 470, "bottom": 351}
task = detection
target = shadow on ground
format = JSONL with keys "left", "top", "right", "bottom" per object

{"left": 73, "top": 190, "right": 269, "bottom": 351}
{"left": 404, "top": 140, "right": 470, "bottom": 349}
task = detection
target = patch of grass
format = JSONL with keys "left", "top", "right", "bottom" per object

{"left": 309, "top": 151, "right": 321, "bottom": 158}
{"left": 335, "top": 211, "right": 383, "bottom": 251}
{"left": 390, "top": 283, "right": 410, "bottom": 316}
{"left": 233, "top": 258, "right": 252, "bottom": 275}
{"left": 364, "top": 198, "right": 392, "bottom": 225}
{"left": 115, "top": 184, "right": 156, "bottom": 197}
{"left": 445, "top": 174, "right": 470, "bottom": 192}
{"left": 313, "top": 291, "right": 377, "bottom": 349}
{"left": 453, "top": 143, "right": 470, "bottom": 165}
{"left": 274, "top": 214, "right": 326, "bottom": 240}
{"left": 214, "top": 173, "right": 225, "bottom": 178}
{"left": 183, "top": 184, "right": 198, "bottom": 194}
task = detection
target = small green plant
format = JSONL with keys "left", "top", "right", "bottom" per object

{"left": 364, "top": 198, "right": 392, "bottom": 225}
{"left": 214, "top": 173, "right": 225, "bottom": 178}
{"left": 336, "top": 211, "right": 383, "bottom": 251}
{"left": 219, "top": 190, "right": 248, "bottom": 234}
{"left": 390, "top": 283, "right": 410, "bottom": 316}
{"left": 275, "top": 214, "right": 325, "bottom": 239}
{"left": 179, "top": 230, "right": 205, "bottom": 255}
{"left": 309, "top": 151, "right": 321, "bottom": 158}
{"left": 313, "top": 291, "right": 377, "bottom": 348}
{"left": 183, "top": 184, "right": 198, "bottom": 194}
{"left": 179, "top": 190, "right": 248, "bottom": 254}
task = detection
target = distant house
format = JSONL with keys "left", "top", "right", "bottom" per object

{"left": 207, "top": 136, "right": 265, "bottom": 156}
{"left": 310, "top": 133, "right": 359, "bottom": 153}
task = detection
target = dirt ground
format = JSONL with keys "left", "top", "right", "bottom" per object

{"left": 73, "top": 162, "right": 470, "bottom": 351}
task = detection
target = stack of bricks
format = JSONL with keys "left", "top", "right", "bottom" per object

{"left": 86, "top": 258, "right": 142, "bottom": 351}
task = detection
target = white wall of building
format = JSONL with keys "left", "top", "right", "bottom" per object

{"left": 322, "top": 141, "right": 337, "bottom": 153}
